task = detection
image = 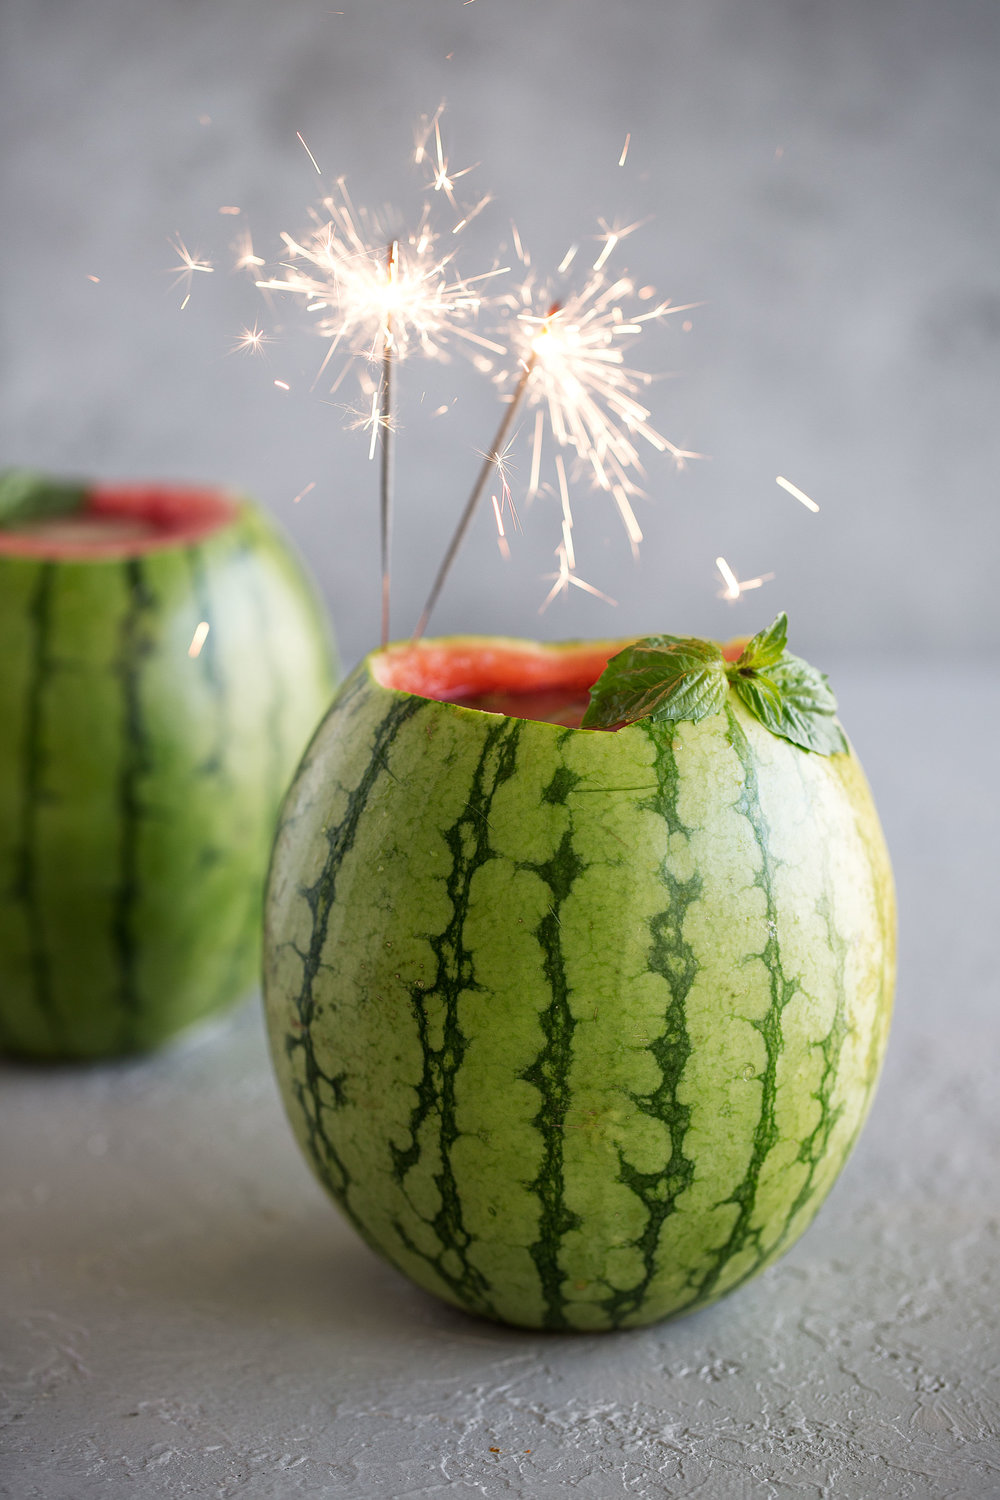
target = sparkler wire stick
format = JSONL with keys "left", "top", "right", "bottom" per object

{"left": 380, "top": 240, "right": 398, "bottom": 646}
{"left": 413, "top": 350, "right": 540, "bottom": 641}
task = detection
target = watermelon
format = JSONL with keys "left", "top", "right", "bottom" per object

{"left": 263, "top": 629, "right": 894, "bottom": 1330}
{"left": 0, "top": 472, "right": 337, "bottom": 1059}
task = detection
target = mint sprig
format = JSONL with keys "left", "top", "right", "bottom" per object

{"left": 580, "top": 635, "right": 727, "bottom": 729}
{"left": 582, "top": 613, "right": 848, "bottom": 756}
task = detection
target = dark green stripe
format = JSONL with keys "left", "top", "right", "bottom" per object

{"left": 390, "top": 716, "right": 523, "bottom": 1319}
{"left": 10, "top": 564, "right": 58, "bottom": 1038}
{"left": 520, "top": 803, "right": 588, "bottom": 1330}
{"left": 111, "top": 558, "right": 156, "bottom": 1047}
{"left": 286, "top": 692, "right": 428, "bottom": 1224}
{"left": 684, "top": 705, "right": 798, "bottom": 1309}
{"left": 603, "top": 724, "right": 699, "bottom": 1327}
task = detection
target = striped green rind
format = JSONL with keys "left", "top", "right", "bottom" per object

{"left": 0, "top": 500, "right": 336, "bottom": 1059}
{"left": 264, "top": 642, "right": 895, "bottom": 1331}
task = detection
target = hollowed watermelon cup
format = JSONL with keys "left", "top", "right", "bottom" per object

{"left": 264, "top": 631, "right": 895, "bottom": 1331}
{"left": 0, "top": 472, "right": 337, "bottom": 1060}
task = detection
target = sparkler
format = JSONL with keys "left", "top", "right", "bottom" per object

{"left": 253, "top": 154, "right": 505, "bottom": 645}
{"left": 413, "top": 336, "right": 546, "bottom": 640}
{"left": 380, "top": 240, "right": 398, "bottom": 645}
{"left": 186, "top": 110, "right": 700, "bottom": 638}
{"left": 414, "top": 251, "right": 699, "bottom": 636}
{"left": 254, "top": 185, "right": 503, "bottom": 385}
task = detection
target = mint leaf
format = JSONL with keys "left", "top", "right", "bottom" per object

{"left": 735, "top": 611, "right": 788, "bottom": 672}
{"left": 729, "top": 652, "right": 848, "bottom": 755}
{"left": 581, "top": 616, "right": 848, "bottom": 756}
{"left": 582, "top": 636, "right": 727, "bottom": 729}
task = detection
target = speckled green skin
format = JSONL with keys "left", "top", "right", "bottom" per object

{"left": 0, "top": 501, "right": 336, "bottom": 1059}
{"left": 264, "top": 641, "right": 895, "bottom": 1330}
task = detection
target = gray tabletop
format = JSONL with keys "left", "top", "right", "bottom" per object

{"left": 3, "top": 663, "right": 998, "bottom": 1500}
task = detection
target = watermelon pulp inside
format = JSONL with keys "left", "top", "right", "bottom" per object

{"left": 0, "top": 482, "right": 239, "bottom": 559}
{"left": 374, "top": 637, "right": 746, "bottom": 729}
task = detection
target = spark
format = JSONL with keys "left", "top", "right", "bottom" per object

{"left": 233, "top": 228, "right": 266, "bottom": 272}
{"left": 231, "top": 322, "right": 269, "bottom": 355}
{"left": 591, "top": 218, "right": 642, "bottom": 273}
{"left": 274, "top": 379, "right": 291, "bottom": 391}
{"left": 528, "top": 409, "right": 544, "bottom": 497}
{"left": 618, "top": 133, "right": 631, "bottom": 167}
{"left": 612, "top": 484, "right": 643, "bottom": 557}
{"left": 554, "top": 453, "right": 575, "bottom": 568}
{"left": 491, "top": 493, "right": 506, "bottom": 537}
{"left": 86, "top": 274, "right": 101, "bottom": 284}
{"left": 219, "top": 205, "right": 242, "bottom": 216}
{"left": 188, "top": 621, "right": 211, "bottom": 658}
{"left": 716, "top": 555, "right": 775, "bottom": 600}
{"left": 345, "top": 374, "right": 400, "bottom": 453}
{"left": 491, "top": 439, "right": 521, "bottom": 534}
{"left": 776, "top": 474, "right": 820, "bottom": 512}
{"left": 557, "top": 244, "right": 578, "bottom": 275}
{"left": 291, "top": 481, "right": 316, "bottom": 504}
{"left": 168, "top": 236, "right": 214, "bottom": 303}
{"left": 539, "top": 543, "right": 618, "bottom": 613}
{"left": 296, "top": 131, "right": 323, "bottom": 175}
{"left": 416, "top": 105, "right": 478, "bottom": 209}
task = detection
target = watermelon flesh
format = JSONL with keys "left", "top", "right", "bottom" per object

{"left": 376, "top": 636, "right": 747, "bottom": 728}
{"left": 264, "top": 635, "right": 895, "bottom": 1331}
{"left": 0, "top": 480, "right": 239, "bottom": 558}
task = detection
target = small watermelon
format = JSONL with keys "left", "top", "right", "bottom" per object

{"left": 263, "top": 626, "right": 894, "bottom": 1330}
{"left": 0, "top": 471, "right": 337, "bottom": 1059}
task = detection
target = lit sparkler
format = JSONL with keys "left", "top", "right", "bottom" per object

{"left": 414, "top": 251, "right": 699, "bottom": 635}
{"left": 380, "top": 239, "right": 398, "bottom": 644}
{"left": 254, "top": 184, "right": 504, "bottom": 388}
{"left": 183, "top": 111, "right": 699, "bottom": 641}
{"left": 254, "top": 144, "right": 505, "bottom": 644}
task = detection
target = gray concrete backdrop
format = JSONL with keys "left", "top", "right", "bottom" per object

{"left": 2, "top": 0, "right": 998, "bottom": 669}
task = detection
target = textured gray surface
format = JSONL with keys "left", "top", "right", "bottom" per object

{"left": 3, "top": 666, "right": 998, "bottom": 1499}
{"left": 2, "top": 0, "right": 1000, "bottom": 666}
